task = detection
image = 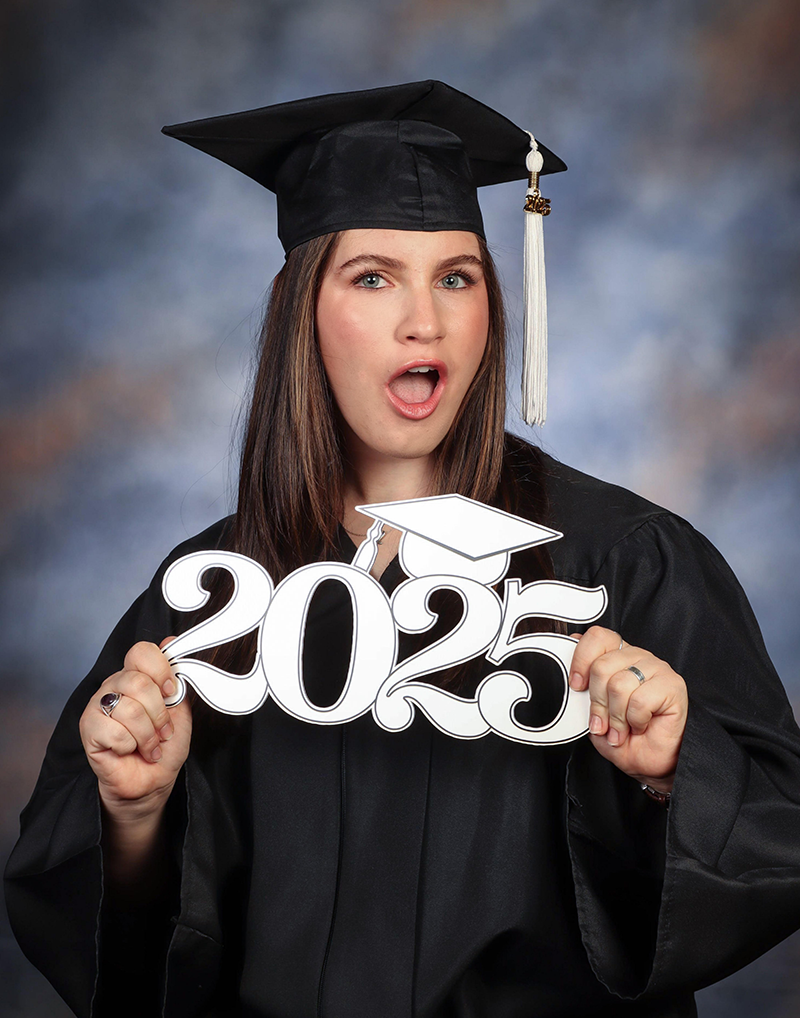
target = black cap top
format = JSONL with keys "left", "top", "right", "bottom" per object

{"left": 162, "top": 80, "right": 566, "bottom": 253}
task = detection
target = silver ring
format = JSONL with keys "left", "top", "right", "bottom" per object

{"left": 627, "top": 665, "right": 646, "bottom": 685}
{"left": 100, "top": 691, "right": 122, "bottom": 717}
{"left": 618, "top": 636, "right": 624, "bottom": 651}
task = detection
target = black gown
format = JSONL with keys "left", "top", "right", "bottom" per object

{"left": 6, "top": 453, "right": 800, "bottom": 1017}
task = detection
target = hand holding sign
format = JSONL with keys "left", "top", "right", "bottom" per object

{"left": 79, "top": 639, "right": 192, "bottom": 820}
{"left": 569, "top": 626, "right": 688, "bottom": 791}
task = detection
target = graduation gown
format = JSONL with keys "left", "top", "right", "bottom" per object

{"left": 7, "top": 453, "right": 800, "bottom": 1017}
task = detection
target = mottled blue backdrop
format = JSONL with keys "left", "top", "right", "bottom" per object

{"left": 2, "top": 0, "right": 799, "bottom": 1014}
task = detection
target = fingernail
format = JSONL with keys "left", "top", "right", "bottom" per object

{"left": 569, "top": 672, "right": 581, "bottom": 690}
{"left": 152, "top": 746, "right": 162, "bottom": 761}
{"left": 159, "top": 723, "right": 173, "bottom": 742}
{"left": 163, "top": 678, "right": 176, "bottom": 697}
{"left": 607, "top": 727, "right": 620, "bottom": 746}
{"left": 589, "top": 714, "right": 603, "bottom": 735}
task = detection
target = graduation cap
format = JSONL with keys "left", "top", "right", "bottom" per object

{"left": 356, "top": 494, "right": 561, "bottom": 585}
{"left": 163, "top": 80, "right": 566, "bottom": 425}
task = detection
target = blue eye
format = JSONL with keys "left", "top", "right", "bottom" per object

{"left": 440, "top": 273, "right": 467, "bottom": 289}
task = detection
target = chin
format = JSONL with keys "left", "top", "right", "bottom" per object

{"left": 363, "top": 420, "right": 453, "bottom": 461}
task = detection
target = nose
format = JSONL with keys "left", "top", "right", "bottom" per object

{"left": 398, "top": 282, "right": 445, "bottom": 345}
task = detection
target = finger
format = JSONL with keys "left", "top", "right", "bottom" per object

{"left": 104, "top": 667, "right": 174, "bottom": 743}
{"left": 569, "top": 626, "right": 625, "bottom": 690}
{"left": 94, "top": 690, "right": 164, "bottom": 762}
{"left": 122, "top": 640, "right": 178, "bottom": 733}
{"left": 81, "top": 707, "right": 139, "bottom": 759}
{"left": 585, "top": 649, "right": 643, "bottom": 736}
{"left": 625, "top": 686, "right": 656, "bottom": 736}
{"left": 625, "top": 673, "right": 684, "bottom": 735}
{"left": 603, "top": 668, "right": 645, "bottom": 746}
{"left": 158, "top": 637, "right": 181, "bottom": 705}
{"left": 124, "top": 641, "right": 178, "bottom": 699}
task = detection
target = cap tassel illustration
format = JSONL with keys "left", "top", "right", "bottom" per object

{"left": 355, "top": 493, "right": 562, "bottom": 586}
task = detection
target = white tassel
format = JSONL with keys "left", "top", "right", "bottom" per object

{"left": 522, "top": 133, "right": 550, "bottom": 427}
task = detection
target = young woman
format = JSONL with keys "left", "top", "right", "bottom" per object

{"left": 7, "top": 82, "right": 800, "bottom": 1018}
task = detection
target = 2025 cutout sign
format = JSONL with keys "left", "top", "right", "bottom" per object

{"left": 161, "top": 495, "right": 607, "bottom": 745}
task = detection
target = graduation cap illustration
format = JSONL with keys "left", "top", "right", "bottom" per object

{"left": 356, "top": 494, "right": 562, "bottom": 585}
{"left": 162, "top": 80, "right": 566, "bottom": 426}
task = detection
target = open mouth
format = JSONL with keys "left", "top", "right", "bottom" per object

{"left": 386, "top": 362, "right": 446, "bottom": 420}
{"left": 388, "top": 365, "right": 440, "bottom": 405}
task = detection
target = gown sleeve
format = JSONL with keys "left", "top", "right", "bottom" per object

{"left": 4, "top": 519, "right": 242, "bottom": 1018}
{"left": 3, "top": 571, "right": 174, "bottom": 1016}
{"left": 565, "top": 514, "right": 800, "bottom": 1000}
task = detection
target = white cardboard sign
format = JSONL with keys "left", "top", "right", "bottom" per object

{"left": 161, "top": 495, "right": 607, "bottom": 745}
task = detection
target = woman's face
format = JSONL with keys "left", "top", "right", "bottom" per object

{"left": 316, "top": 229, "right": 490, "bottom": 466}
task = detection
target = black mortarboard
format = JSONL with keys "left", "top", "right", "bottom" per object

{"left": 163, "top": 80, "right": 566, "bottom": 426}
{"left": 162, "top": 80, "right": 565, "bottom": 253}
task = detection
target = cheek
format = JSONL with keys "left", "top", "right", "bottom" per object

{"left": 459, "top": 304, "right": 490, "bottom": 379}
{"left": 318, "top": 292, "right": 374, "bottom": 361}
{"left": 317, "top": 301, "right": 380, "bottom": 411}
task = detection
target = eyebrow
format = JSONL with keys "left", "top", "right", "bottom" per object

{"left": 334, "top": 252, "right": 484, "bottom": 274}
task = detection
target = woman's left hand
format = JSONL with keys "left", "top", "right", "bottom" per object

{"left": 568, "top": 626, "right": 688, "bottom": 793}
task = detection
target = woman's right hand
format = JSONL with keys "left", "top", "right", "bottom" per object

{"left": 79, "top": 639, "right": 192, "bottom": 823}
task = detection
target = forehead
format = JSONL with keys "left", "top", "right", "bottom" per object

{"left": 330, "top": 228, "right": 483, "bottom": 264}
